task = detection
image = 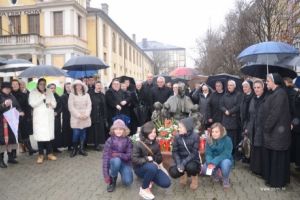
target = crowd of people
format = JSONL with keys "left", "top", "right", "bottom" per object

{"left": 0, "top": 72, "right": 299, "bottom": 199}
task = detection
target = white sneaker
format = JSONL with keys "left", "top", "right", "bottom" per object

{"left": 139, "top": 187, "right": 155, "bottom": 200}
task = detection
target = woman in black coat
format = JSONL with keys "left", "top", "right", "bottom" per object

{"left": 48, "top": 84, "right": 63, "bottom": 153}
{"left": 11, "top": 80, "right": 37, "bottom": 155}
{"left": 105, "top": 79, "right": 130, "bottom": 127}
{"left": 263, "top": 73, "right": 291, "bottom": 188}
{"left": 220, "top": 80, "right": 242, "bottom": 156}
{"left": 0, "top": 82, "right": 23, "bottom": 168}
{"left": 61, "top": 83, "right": 72, "bottom": 150}
{"left": 246, "top": 80, "right": 266, "bottom": 176}
{"left": 207, "top": 81, "right": 224, "bottom": 124}
{"left": 88, "top": 81, "right": 107, "bottom": 151}
{"left": 131, "top": 81, "right": 152, "bottom": 127}
{"left": 240, "top": 80, "right": 254, "bottom": 133}
{"left": 293, "top": 90, "right": 300, "bottom": 168}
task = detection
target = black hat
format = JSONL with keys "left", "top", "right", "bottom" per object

{"left": 1, "top": 82, "right": 12, "bottom": 90}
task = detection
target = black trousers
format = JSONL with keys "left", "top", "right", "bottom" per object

{"left": 37, "top": 141, "right": 52, "bottom": 155}
{"left": 169, "top": 161, "right": 200, "bottom": 178}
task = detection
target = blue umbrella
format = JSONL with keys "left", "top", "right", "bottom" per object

{"left": 240, "top": 63, "right": 297, "bottom": 79}
{"left": 295, "top": 77, "right": 300, "bottom": 88}
{"left": 63, "top": 55, "right": 109, "bottom": 71}
{"left": 19, "top": 64, "right": 67, "bottom": 78}
{"left": 67, "top": 70, "right": 98, "bottom": 79}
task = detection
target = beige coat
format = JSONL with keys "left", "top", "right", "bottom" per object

{"left": 29, "top": 89, "right": 57, "bottom": 141}
{"left": 68, "top": 81, "right": 92, "bottom": 129}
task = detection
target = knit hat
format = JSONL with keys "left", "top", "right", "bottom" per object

{"left": 109, "top": 119, "right": 130, "bottom": 136}
{"left": 1, "top": 82, "right": 12, "bottom": 90}
{"left": 179, "top": 117, "right": 194, "bottom": 132}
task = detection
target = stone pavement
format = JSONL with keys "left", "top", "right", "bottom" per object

{"left": 0, "top": 150, "right": 300, "bottom": 200}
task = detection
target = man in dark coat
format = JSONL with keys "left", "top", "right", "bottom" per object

{"left": 143, "top": 73, "right": 155, "bottom": 91}
{"left": 220, "top": 80, "right": 242, "bottom": 157}
{"left": 207, "top": 81, "right": 224, "bottom": 124}
{"left": 142, "top": 73, "right": 154, "bottom": 117}
{"left": 48, "top": 84, "right": 63, "bottom": 153}
{"left": 192, "top": 84, "right": 211, "bottom": 127}
{"left": 88, "top": 81, "right": 107, "bottom": 151}
{"left": 262, "top": 73, "right": 291, "bottom": 188}
{"left": 151, "top": 76, "right": 172, "bottom": 105}
{"left": 11, "top": 80, "right": 37, "bottom": 155}
{"left": 0, "top": 82, "right": 23, "bottom": 168}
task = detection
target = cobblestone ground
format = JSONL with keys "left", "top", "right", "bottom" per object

{"left": 0, "top": 149, "right": 300, "bottom": 200}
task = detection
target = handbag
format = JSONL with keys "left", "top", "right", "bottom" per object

{"left": 139, "top": 141, "right": 170, "bottom": 177}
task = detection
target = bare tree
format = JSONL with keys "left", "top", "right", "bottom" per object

{"left": 150, "top": 51, "right": 169, "bottom": 75}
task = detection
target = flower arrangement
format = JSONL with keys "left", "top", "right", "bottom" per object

{"left": 153, "top": 118, "right": 178, "bottom": 152}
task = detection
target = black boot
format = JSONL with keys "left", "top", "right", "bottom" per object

{"left": 94, "top": 144, "right": 103, "bottom": 151}
{"left": 70, "top": 143, "right": 78, "bottom": 158}
{"left": 107, "top": 176, "right": 117, "bottom": 192}
{"left": 78, "top": 141, "right": 88, "bottom": 156}
{"left": 0, "top": 153, "right": 7, "bottom": 168}
{"left": 24, "top": 139, "right": 38, "bottom": 156}
{"left": 8, "top": 151, "right": 18, "bottom": 164}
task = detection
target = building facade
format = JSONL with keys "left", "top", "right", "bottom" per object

{"left": 0, "top": 0, "right": 153, "bottom": 85}
{"left": 138, "top": 39, "right": 186, "bottom": 74}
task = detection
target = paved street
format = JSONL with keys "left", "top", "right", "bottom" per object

{"left": 0, "top": 150, "right": 300, "bottom": 200}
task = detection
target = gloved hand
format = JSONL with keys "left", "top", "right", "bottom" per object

{"left": 105, "top": 177, "right": 111, "bottom": 184}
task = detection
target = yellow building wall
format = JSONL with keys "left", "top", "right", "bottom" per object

{"left": 87, "top": 16, "right": 97, "bottom": 56}
{"left": 52, "top": 54, "right": 65, "bottom": 68}
{"left": 39, "top": 12, "right": 44, "bottom": 36}
{"left": 1, "top": 16, "right": 9, "bottom": 35}
{"left": 21, "top": 14, "right": 28, "bottom": 34}
{"left": 0, "top": 0, "right": 37, "bottom": 7}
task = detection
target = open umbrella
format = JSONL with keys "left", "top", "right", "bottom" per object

{"left": 171, "top": 77, "right": 188, "bottom": 85}
{"left": 19, "top": 65, "right": 67, "bottom": 78}
{"left": 240, "top": 63, "right": 297, "bottom": 79}
{"left": 0, "top": 59, "right": 35, "bottom": 73}
{"left": 63, "top": 55, "right": 109, "bottom": 71}
{"left": 0, "top": 57, "right": 6, "bottom": 65}
{"left": 277, "top": 56, "right": 300, "bottom": 68}
{"left": 169, "top": 67, "right": 199, "bottom": 78}
{"left": 188, "top": 75, "right": 209, "bottom": 89}
{"left": 67, "top": 70, "right": 98, "bottom": 79}
{"left": 207, "top": 73, "right": 242, "bottom": 91}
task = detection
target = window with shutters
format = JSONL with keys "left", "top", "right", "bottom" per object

{"left": 28, "top": 14, "right": 40, "bottom": 34}
{"left": 9, "top": 15, "right": 21, "bottom": 35}
{"left": 53, "top": 11, "right": 63, "bottom": 35}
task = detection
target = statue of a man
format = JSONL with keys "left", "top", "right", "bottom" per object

{"left": 165, "top": 82, "right": 194, "bottom": 120}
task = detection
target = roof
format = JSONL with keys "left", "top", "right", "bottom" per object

{"left": 137, "top": 40, "right": 185, "bottom": 51}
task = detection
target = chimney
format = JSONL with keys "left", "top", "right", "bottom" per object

{"left": 101, "top": 3, "right": 109, "bottom": 15}
{"left": 142, "top": 38, "right": 148, "bottom": 49}
{"left": 132, "top": 34, "right": 136, "bottom": 43}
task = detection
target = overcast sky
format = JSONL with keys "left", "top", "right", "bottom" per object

{"left": 90, "top": 0, "right": 237, "bottom": 66}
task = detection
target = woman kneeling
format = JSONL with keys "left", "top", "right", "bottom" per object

{"left": 132, "top": 121, "right": 171, "bottom": 200}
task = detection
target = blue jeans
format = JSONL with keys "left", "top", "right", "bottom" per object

{"left": 109, "top": 158, "right": 133, "bottom": 186}
{"left": 135, "top": 163, "right": 171, "bottom": 189}
{"left": 202, "top": 159, "right": 232, "bottom": 179}
{"left": 72, "top": 128, "right": 86, "bottom": 143}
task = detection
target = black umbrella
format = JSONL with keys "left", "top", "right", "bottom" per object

{"left": 109, "top": 76, "right": 136, "bottom": 91}
{"left": 0, "top": 59, "right": 35, "bottom": 72}
{"left": 63, "top": 55, "right": 109, "bottom": 71}
{"left": 0, "top": 57, "right": 6, "bottom": 65}
{"left": 19, "top": 65, "right": 67, "bottom": 78}
{"left": 240, "top": 63, "right": 297, "bottom": 79}
{"left": 207, "top": 73, "right": 242, "bottom": 90}
{"left": 171, "top": 77, "right": 188, "bottom": 85}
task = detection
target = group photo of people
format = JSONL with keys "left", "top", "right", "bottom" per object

{"left": 1, "top": 68, "right": 300, "bottom": 199}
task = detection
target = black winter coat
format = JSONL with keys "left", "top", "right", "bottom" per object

{"left": 220, "top": 90, "right": 242, "bottom": 130}
{"left": 12, "top": 90, "right": 33, "bottom": 138}
{"left": 151, "top": 86, "right": 172, "bottom": 105}
{"left": 263, "top": 87, "right": 291, "bottom": 151}
{"left": 89, "top": 90, "right": 107, "bottom": 124}
{"left": 131, "top": 87, "right": 152, "bottom": 126}
{"left": 61, "top": 93, "right": 72, "bottom": 147}
{"left": 131, "top": 136, "right": 163, "bottom": 169}
{"left": 240, "top": 92, "right": 254, "bottom": 131}
{"left": 207, "top": 91, "right": 224, "bottom": 123}
{"left": 172, "top": 131, "right": 200, "bottom": 169}
{"left": 247, "top": 94, "right": 266, "bottom": 147}
{"left": 0, "top": 92, "right": 22, "bottom": 145}
{"left": 292, "top": 91, "right": 300, "bottom": 132}
{"left": 192, "top": 91, "right": 211, "bottom": 123}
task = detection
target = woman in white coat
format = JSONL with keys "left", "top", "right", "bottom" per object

{"left": 68, "top": 80, "right": 92, "bottom": 157}
{"left": 29, "top": 78, "right": 57, "bottom": 164}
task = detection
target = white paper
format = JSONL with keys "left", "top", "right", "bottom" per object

{"left": 206, "top": 168, "right": 213, "bottom": 176}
